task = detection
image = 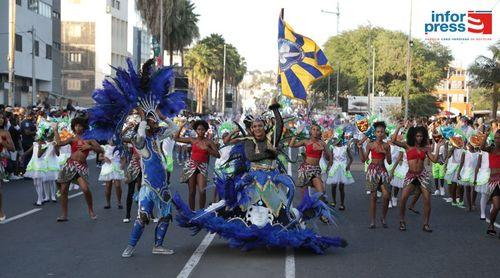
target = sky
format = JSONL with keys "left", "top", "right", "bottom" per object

{"left": 191, "top": 0, "right": 499, "bottom": 71}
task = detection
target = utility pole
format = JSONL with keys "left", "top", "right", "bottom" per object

{"left": 321, "top": 0, "right": 340, "bottom": 107}
{"left": 367, "top": 21, "right": 372, "bottom": 115}
{"left": 371, "top": 45, "right": 375, "bottom": 115}
{"left": 159, "top": 0, "right": 164, "bottom": 66}
{"left": 221, "top": 44, "right": 227, "bottom": 114}
{"left": 404, "top": 0, "right": 413, "bottom": 120}
{"left": 7, "top": 0, "right": 16, "bottom": 106}
{"left": 29, "top": 26, "right": 36, "bottom": 106}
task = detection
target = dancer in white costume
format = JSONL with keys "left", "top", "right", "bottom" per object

{"left": 24, "top": 140, "right": 46, "bottom": 206}
{"left": 98, "top": 142, "right": 124, "bottom": 209}
{"left": 39, "top": 138, "right": 60, "bottom": 203}
{"left": 387, "top": 138, "right": 407, "bottom": 208}
{"left": 475, "top": 150, "right": 490, "bottom": 220}
{"left": 326, "top": 136, "right": 353, "bottom": 210}
{"left": 457, "top": 142, "right": 479, "bottom": 211}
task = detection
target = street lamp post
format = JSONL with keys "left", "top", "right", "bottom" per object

{"left": 404, "top": 0, "right": 413, "bottom": 120}
{"left": 321, "top": 0, "right": 340, "bottom": 107}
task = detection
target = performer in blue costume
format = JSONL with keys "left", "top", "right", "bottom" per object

{"left": 83, "top": 58, "right": 186, "bottom": 257}
{"left": 173, "top": 98, "right": 347, "bottom": 254}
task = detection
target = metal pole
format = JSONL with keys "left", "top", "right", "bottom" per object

{"left": 159, "top": 0, "right": 164, "bottom": 66}
{"left": 371, "top": 45, "right": 375, "bottom": 115}
{"left": 221, "top": 44, "right": 227, "bottom": 114}
{"left": 335, "top": 0, "right": 340, "bottom": 107}
{"left": 7, "top": 0, "right": 16, "bottom": 106}
{"left": 404, "top": 0, "right": 413, "bottom": 120}
{"left": 31, "top": 26, "right": 36, "bottom": 106}
{"left": 367, "top": 22, "right": 371, "bottom": 115}
{"left": 327, "top": 75, "right": 331, "bottom": 105}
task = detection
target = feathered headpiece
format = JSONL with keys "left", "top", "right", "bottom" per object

{"left": 85, "top": 58, "right": 186, "bottom": 141}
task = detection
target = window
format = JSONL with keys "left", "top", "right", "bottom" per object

{"left": 16, "top": 0, "right": 22, "bottom": 6}
{"left": 28, "top": 0, "right": 52, "bottom": 18}
{"left": 69, "top": 24, "right": 81, "bottom": 37}
{"left": 112, "top": 0, "right": 120, "bottom": 10}
{"left": 15, "top": 34, "right": 22, "bottom": 52}
{"left": 52, "top": 10, "right": 60, "bottom": 19}
{"left": 67, "top": 79, "right": 81, "bottom": 91}
{"left": 46, "top": 45, "right": 52, "bottom": 60}
{"left": 34, "top": 40, "right": 39, "bottom": 56}
{"left": 53, "top": 42, "right": 61, "bottom": 50}
{"left": 69, "top": 52, "right": 81, "bottom": 63}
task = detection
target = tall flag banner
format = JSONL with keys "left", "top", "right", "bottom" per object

{"left": 277, "top": 11, "right": 333, "bottom": 101}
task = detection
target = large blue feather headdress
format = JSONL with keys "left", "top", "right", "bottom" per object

{"left": 85, "top": 58, "right": 186, "bottom": 141}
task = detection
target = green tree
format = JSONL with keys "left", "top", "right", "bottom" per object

{"left": 321, "top": 26, "right": 452, "bottom": 97}
{"left": 135, "top": 0, "right": 199, "bottom": 65}
{"left": 408, "top": 94, "right": 439, "bottom": 117}
{"left": 468, "top": 40, "right": 499, "bottom": 119}
{"left": 184, "top": 34, "right": 247, "bottom": 113}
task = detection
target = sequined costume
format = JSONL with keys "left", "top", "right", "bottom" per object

{"left": 173, "top": 103, "right": 347, "bottom": 254}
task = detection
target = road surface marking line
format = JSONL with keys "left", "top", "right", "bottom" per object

{"left": 285, "top": 247, "right": 295, "bottom": 278}
{"left": 177, "top": 232, "right": 216, "bottom": 278}
{"left": 485, "top": 219, "right": 500, "bottom": 229}
{"left": 0, "top": 208, "right": 42, "bottom": 224}
{"left": 69, "top": 192, "right": 83, "bottom": 199}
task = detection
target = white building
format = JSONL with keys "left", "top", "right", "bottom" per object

{"left": 61, "top": 0, "right": 128, "bottom": 106}
{"left": 0, "top": 0, "right": 62, "bottom": 106}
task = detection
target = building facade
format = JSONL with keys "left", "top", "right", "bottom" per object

{"left": 432, "top": 66, "right": 472, "bottom": 116}
{"left": 61, "top": 0, "right": 128, "bottom": 106}
{"left": 0, "top": 0, "right": 61, "bottom": 106}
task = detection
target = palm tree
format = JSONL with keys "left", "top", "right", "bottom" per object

{"left": 135, "top": 0, "right": 199, "bottom": 65}
{"left": 185, "top": 44, "right": 211, "bottom": 113}
{"left": 469, "top": 41, "right": 500, "bottom": 119}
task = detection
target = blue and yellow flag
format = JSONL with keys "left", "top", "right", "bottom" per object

{"left": 278, "top": 13, "right": 333, "bottom": 101}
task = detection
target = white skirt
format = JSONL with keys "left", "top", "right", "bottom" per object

{"left": 391, "top": 163, "right": 408, "bottom": 188}
{"left": 445, "top": 162, "right": 459, "bottom": 184}
{"left": 474, "top": 169, "right": 491, "bottom": 193}
{"left": 458, "top": 167, "right": 476, "bottom": 186}
{"left": 326, "top": 163, "right": 354, "bottom": 185}
{"left": 98, "top": 162, "right": 124, "bottom": 181}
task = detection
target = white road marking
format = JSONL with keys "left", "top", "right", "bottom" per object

{"left": 0, "top": 208, "right": 42, "bottom": 224}
{"left": 285, "top": 247, "right": 295, "bottom": 278}
{"left": 69, "top": 192, "right": 83, "bottom": 199}
{"left": 485, "top": 219, "right": 500, "bottom": 229}
{"left": 177, "top": 232, "right": 216, "bottom": 278}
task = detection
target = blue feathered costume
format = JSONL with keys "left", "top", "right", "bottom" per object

{"left": 173, "top": 103, "right": 347, "bottom": 254}
{"left": 84, "top": 59, "right": 186, "bottom": 257}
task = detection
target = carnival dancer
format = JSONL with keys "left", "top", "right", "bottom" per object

{"left": 0, "top": 115, "right": 14, "bottom": 221}
{"left": 39, "top": 130, "right": 60, "bottom": 203}
{"left": 289, "top": 124, "right": 331, "bottom": 200}
{"left": 392, "top": 123, "right": 443, "bottom": 232}
{"left": 161, "top": 136, "right": 176, "bottom": 185}
{"left": 445, "top": 136, "right": 466, "bottom": 207}
{"left": 357, "top": 122, "right": 392, "bottom": 229}
{"left": 431, "top": 130, "right": 447, "bottom": 196}
{"left": 387, "top": 135, "right": 406, "bottom": 208}
{"left": 483, "top": 130, "right": 500, "bottom": 236}
{"left": 175, "top": 120, "right": 220, "bottom": 210}
{"left": 98, "top": 140, "right": 125, "bottom": 209}
{"left": 121, "top": 115, "right": 143, "bottom": 223}
{"left": 457, "top": 142, "right": 479, "bottom": 211}
{"left": 326, "top": 132, "right": 354, "bottom": 211}
{"left": 173, "top": 97, "right": 347, "bottom": 253}
{"left": 79, "top": 59, "right": 188, "bottom": 257}
{"left": 475, "top": 148, "right": 490, "bottom": 220}
{"left": 24, "top": 138, "right": 46, "bottom": 206}
{"left": 55, "top": 117, "right": 103, "bottom": 221}
{"left": 121, "top": 108, "right": 179, "bottom": 257}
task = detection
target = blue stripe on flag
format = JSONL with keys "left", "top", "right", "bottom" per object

{"left": 284, "top": 70, "right": 307, "bottom": 100}
{"left": 298, "top": 62, "right": 323, "bottom": 79}
{"left": 278, "top": 19, "right": 285, "bottom": 39}
{"left": 295, "top": 35, "right": 304, "bottom": 47}
{"left": 316, "top": 50, "right": 329, "bottom": 65}
{"left": 304, "top": 52, "right": 315, "bottom": 59}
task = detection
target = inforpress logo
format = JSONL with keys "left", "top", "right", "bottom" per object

{"left": 424, "top": 10, "right": 493, "bottom": 39}
{"left": 467, "top": 11, "right": 492, "bottom": 34}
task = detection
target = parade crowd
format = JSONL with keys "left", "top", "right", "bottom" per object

{"left": 0, "top": 62, "right": 498, "bottom": 257}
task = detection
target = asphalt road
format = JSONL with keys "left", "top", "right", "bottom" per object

{"left": 0, "top": 157, "right": 499, "bottom": 278}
